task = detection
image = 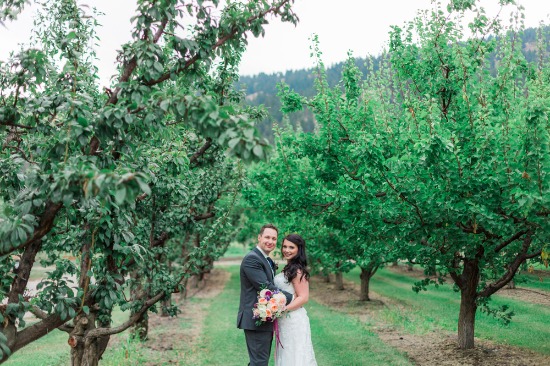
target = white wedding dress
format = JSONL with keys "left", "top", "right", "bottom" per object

{"left": 274, "top": 272, "right": 317, "bottom": 366}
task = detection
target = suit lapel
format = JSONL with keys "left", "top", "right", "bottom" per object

{"left": 253, "top": 247, "right": 274, "bottom": 279}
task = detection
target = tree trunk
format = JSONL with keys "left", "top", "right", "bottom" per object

{"left": 180, "top": 276, "right": 189, "bottom": 299}
{"left": 132, "top": 313, "right": 149, "bottom": 341}
{"left": 359, "top": 264, "right": 379, "bottom": 301}
{"left": 457, "top": 258, "right": 480, "bottom": 349}
{"left": 1, "top": 238, "right": 46, "bottom": 360}
{"left": 130, "top": 270, "right": 148, "bottom": 340}
{"left": 161, "top": 296, "right": 171, "bottom": 317}
{"left": 334, "top": 272, "right": 344, "bottom": 290}
{"left": 69, "top": 313, "right": 110, "bottom": 366}
{"left": 359, "top": 269, "right": 371, "bottom": 301}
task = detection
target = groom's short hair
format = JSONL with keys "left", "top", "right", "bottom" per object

{"left": 259, "top": 223, "right": 278, "bottom": 235}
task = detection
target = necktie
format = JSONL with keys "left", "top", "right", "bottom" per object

{"left": 267, "top": 257, "right": 275, "bottom": 272}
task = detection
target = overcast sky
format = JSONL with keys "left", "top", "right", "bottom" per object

{"left": 1, "top": 0, "right": 548, "bottom": 87}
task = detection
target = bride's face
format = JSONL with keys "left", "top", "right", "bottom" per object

{"left": 281, "top": 240, "right": 298, "bottom": 261}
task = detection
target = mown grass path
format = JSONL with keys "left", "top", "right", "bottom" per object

{"left": 345, "top": 267, "right": 550, "bottom": 354}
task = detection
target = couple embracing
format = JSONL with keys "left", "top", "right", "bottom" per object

{"left": 237, "top": 224, "right": 317, "bottom": 366}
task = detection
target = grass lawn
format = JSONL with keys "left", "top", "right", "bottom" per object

{"left": 345, "top": 267, "right": 550, "bottom": 354}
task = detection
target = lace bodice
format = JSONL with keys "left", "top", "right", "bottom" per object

{"left": 274, "top": 272, "right": 294, "bottom": 294}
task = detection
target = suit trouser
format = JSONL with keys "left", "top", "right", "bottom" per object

{"left": 244, "top": 329, "right": 273, "bottom": 366}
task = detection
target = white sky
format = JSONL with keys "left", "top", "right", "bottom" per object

{"left": 1, "top": 0, "right": 549, "bottom": 87}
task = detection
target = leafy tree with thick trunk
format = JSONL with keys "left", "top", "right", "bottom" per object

{"left": 0, "top": 0, "right": 298, "bottom": 363}
{"left": 370, "top": 0, "right": 549, "bottom": 349}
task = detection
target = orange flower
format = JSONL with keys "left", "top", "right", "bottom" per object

{"left": 272, "top": 293, "right": 286, "bottom": 306}
{"left": 268, "top": 303, "right": 279, "bottom": 313}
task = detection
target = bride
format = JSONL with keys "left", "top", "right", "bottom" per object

{"left": 273, "top": 234, "right": 317, "bottom": 366}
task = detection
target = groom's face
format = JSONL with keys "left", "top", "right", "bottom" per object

{"left": 258, "top": 228, "right": 278, "bottom": 254}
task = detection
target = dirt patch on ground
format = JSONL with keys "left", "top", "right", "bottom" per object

{"left": 309, "top": 275, "right": 550, "bottom": 366}
{"left": 387, "top": 265, "right": 550, "bottom": 307}
{"left": 496, "top": 287, "right": 550, "bottom": 307}
{"left": 107, "top": 269, "right": 230, "bottom": 365}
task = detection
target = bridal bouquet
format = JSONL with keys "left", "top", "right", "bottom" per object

{"left": 252, "top": 287, "right": 287, "bottom": 326}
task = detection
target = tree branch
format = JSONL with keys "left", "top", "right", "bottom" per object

{"left": 494, "top": 230, "right": 528, "bottom": 253}
{"left": 189, "top": 137, "right": 212, "bottom": 165}
{"left": 13, "top": 313, "right": 66, "bottom": 353}
{"left": 29, "top": 306, "right": 73, "bottom": 333}
{"left": 193, "top": 212, "right": 215, "bottom": 221}
{"left": 84, "top": 292, "right": 165, "bottom": 338}
{"left": 143, "top": 0, "right": 295, "bottom": 87}
{"left": 0, "top": 121, "right": 33, "bottom": 129}
{"left": 0, "top": 201, "right": 63, "bottom": 256}
{"left": 479, "top": 232, "right": 535, "bottom": 298}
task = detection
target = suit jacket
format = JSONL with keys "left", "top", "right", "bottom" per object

{"left": 237, "top": 247, "right": 292, "bottom": 331}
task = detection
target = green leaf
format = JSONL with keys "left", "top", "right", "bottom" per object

{"left": 136, "top": 177, "right": 151, "bottom": 196}
{"left": 77, "top": 116, "right": 88, "bottom": 127}
{"left": 160, "top": 100, "right": 170, "bottom": 112}
{"left": 115, "top": 187, "right": 127, "bottom": 205}
{"left": 252, "top": 145, "right": 264, "bottom": 159}
{"left": 228, "top": 138, "right": 240, "bottom": 149}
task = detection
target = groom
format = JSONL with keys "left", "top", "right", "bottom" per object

{"left": 237, "top": 223, "right": 293, "bottom": 366}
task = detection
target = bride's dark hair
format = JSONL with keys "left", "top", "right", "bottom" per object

{"left": 281, "top": 234, "right": 310, "bottom": 283}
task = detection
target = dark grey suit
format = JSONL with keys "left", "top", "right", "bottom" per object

{"left": 237, "top": 248, "right": 292, "bottom": 366}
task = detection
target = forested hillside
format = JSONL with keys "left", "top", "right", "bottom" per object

{"left": 239, "top": 26, "right": 543, "bottom": 141}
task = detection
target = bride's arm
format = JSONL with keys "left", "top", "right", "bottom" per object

{"left": 285, "top": 270, "right": 309, "bottom": 311}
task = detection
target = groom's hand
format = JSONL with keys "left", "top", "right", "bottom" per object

{"left": 282, "top": 290, "right": 293, "bottom": 305}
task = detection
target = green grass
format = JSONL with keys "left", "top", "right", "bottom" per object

{"left": 222, "top": 242, "right": 248, "bottom": 258}
{"left": 513, "top": 272, "right": 550, "bottom": 292}
{"left": 3, "top": 328, "right": 69, "bottom": 366}
{"left": 345, "top": 267, "right": 550, "bottom": 354}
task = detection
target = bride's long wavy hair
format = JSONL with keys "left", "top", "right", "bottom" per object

{"left": 281, "top": 234, "right": 310, "bottom": 283}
